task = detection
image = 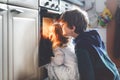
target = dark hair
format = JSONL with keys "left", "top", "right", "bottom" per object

{"left": 60, "top": 9, "right": 89, "bottom": 34}
{"left": 50, "top": 23, "right": 68, "bottom": 48}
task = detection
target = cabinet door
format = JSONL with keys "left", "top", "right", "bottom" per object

{"left": 8, "top": 0, "right": 38, "bottom": 9}
{"left": 0, "top": 3, "right": 8, "bottom": 80}
{"left": 0, "top": 0, "right": 7, "bottom": 3}
{"left": 8, "top": 5, "right": 39, "bottom": 80}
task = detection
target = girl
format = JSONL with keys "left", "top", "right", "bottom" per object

{"left": 45, "top": 23, "right": 80, "bottom": 80}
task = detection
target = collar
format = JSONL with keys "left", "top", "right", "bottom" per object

{"left": 73, "top": 32, "right": 85, "bottom": 44}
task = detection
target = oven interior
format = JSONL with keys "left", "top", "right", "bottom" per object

{"left": 39, "top": 8, "right": 60, "bottom": 67}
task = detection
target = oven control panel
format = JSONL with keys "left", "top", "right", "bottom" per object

{"left": 59, "top": 0, "right": 72, "bottom": 12}
{"left": 40, "top": 0, "right": 59, "bottom": 11}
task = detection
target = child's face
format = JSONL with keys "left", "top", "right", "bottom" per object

{"left": 60, "top": 21, "right": 74, "bottom": 37}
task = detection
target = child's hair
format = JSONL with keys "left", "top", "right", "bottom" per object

{"left": 60, "top": 9, "right": 89, "bottom": 34}
{"left": 49, "top": 23, "right": 68, "bottom": 48}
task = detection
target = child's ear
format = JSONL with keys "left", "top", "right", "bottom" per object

{"left": 72, "top": 26, "right": 76, "bottom": 32}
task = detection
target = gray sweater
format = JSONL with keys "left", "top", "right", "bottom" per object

{"left": 46, "top": 46, "right": 80, "bottom": 80}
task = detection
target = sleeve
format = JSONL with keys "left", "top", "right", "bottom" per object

{"left": 76, "top": 48, "right": 95, "bottom": 80}
{"left": 51, "top": 49, "right": 65, "bottom": 66}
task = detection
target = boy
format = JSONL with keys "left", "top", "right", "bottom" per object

{"left": 59, "top": 9, "right": 120, "bottom": 80}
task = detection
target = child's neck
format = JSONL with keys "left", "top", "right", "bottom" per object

{"left": 72, "top": 33, "right": 79, "bottom": 38}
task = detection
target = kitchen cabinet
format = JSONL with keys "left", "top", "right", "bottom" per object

{"left": 8, "top": 5, "right": 39, "bottom": 80}
{"left": 8, "top": 0, "right": 38, "bottom": 9}
{"left": 0, "top": 3, "right": 8, "bottom": 80}
{"left": 0, "top": 2, "right": 39, "bottom": 80}
{"left": 0, "top": 0, "right": 7, "bottom": 3}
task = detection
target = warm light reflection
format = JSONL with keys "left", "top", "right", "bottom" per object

{"left": 41, "top": 17, "right": 67, "bottom": 48}
{"left": 42, "top": 18, "right": 54, "bottom": 38}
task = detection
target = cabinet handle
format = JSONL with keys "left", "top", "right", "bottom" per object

{"left": 0, "top": 7, "right": 8, "bottom": 12}
{"left": 10, "top": 9, "right": 24, "bottom": 14}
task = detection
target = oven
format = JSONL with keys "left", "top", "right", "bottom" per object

{"left": 39, "top": 0, "right": 61, "bottom": 79}
{"left": 39, "top": 8, "right": 60, "bottom": 66}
